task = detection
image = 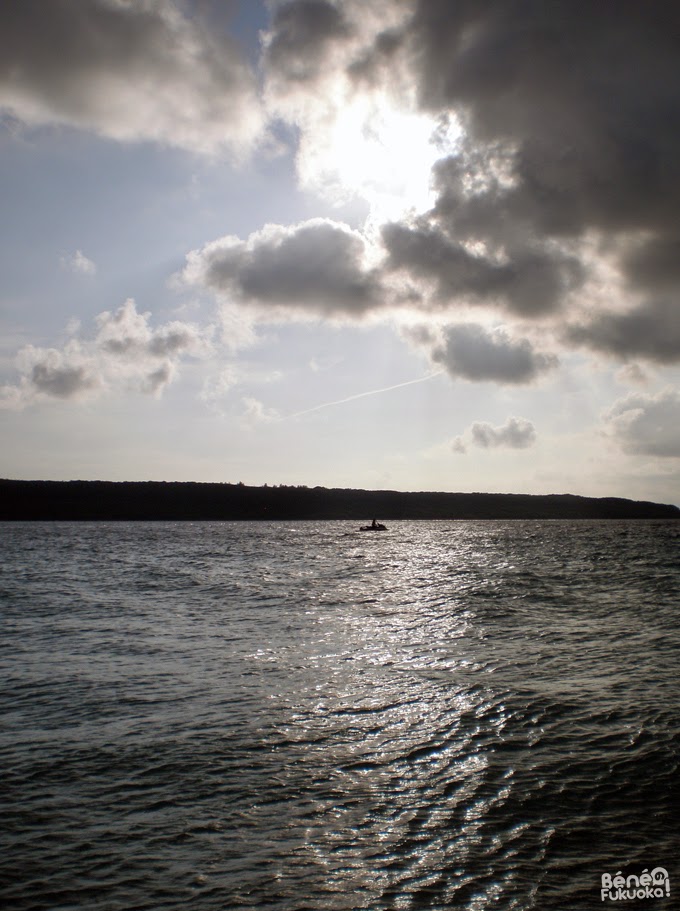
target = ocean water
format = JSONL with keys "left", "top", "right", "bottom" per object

{"left": 1, "top": 519, "right": 678, "bottom": 911}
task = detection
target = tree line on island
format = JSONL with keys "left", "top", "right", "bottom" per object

{"left": 1, "top": 479, "right": 678, "bottom": 521}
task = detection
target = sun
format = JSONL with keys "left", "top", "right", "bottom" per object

{"left": 297, "top": 92, "right": 461, "bottom": 224}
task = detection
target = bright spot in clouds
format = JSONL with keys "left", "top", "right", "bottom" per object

{"left": 305, "top": 95, "right": 461, "bottom": 221}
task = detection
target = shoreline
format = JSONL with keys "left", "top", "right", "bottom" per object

{"left": 2, "top": 479, "right": 678, "bottom": 521}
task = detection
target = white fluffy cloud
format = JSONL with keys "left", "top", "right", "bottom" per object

{"left": 61, "top": 250, "right": 96, "bottom": 276}
{"left": 0, "top": 299, "right": 211, "bottom": 409}
{"left": 453, "top": 417, "right": 537, "bottom": 454}
{"left": 0, "top": 0, "right": 262, "bottom": 156}
{"left": 471, "top": 418, "right": 537, "bottom": 450}
{"left": 15, "top": 344, "right": 101, "bottom": 400}
{"left": 241, "top": 396, "right": 279, "bottom": 424}
{"left": 604, "top": 388, "right": 680, "bottom": 458}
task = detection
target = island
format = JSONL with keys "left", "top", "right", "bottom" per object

{"left": 1, "top": 479, "right": 678, "bottom": 521}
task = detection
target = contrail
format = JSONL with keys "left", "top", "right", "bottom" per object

{"left": 286, "top": 371, "right": 442, "bottom": 420}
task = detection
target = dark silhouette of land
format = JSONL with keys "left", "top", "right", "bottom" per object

{"left": 1, "top": 479, "right": 678, "bottom": 520}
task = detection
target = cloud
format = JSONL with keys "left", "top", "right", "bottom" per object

{"left": 430, "top": 323, "right": 557, "bottom": 384}
{"left": 180, "top": 219, "right": 384, "bottom": 319}
{"left": 382, "top": 219, "right": 582, "bottom": 317}
{"left": 154, "top": 0, "right": 680, "bottom": 401}
{"left": 263, "top": 1, "right": 409, "bottom": 107}
{"left": 17, "top": 344, "right": 101, "bottom": 400}
{"left": 567, "top": 299, "right": 680, "bottom": 365}
{"left": 262, "top": 1, "right": 428, "bottom": 211}
{"left": 12, "top": 0, "right": 676, "bottom": 371}
{"left": 256, "top": 1, "right": 680, "bottom": 362}
{"left": 0, "top": 0, "right": 262, "bottom": 155}
{"left": 241, "top": 396, "right": 279, "bottom": 424}
{"left": 616, "top": 364, "right": 649, "bottom": 387}
{"left": 260, "top": 3, "right": 680, "bottom": 363}
{"left": 621, "top": 235, "right": 680, "bottom": 294}
{"left": 453, "top": 417, "right": 537, "bottom": 453}
{"left": 2, "top": 341, "right": 100, "bottom": 409}
{"left": 471, "top": 418, "right": 537, "bottom": 450}
{"left": 61, "top": 250, "right": 96, "bottom": 275}
{"left": 178, "top": 208, "right": 564, "bottom": 384}
{"left": 263, "top": 0, "right": 352, "bottom": 85}
{"left": 142, "top": 361, "right": 175, "bottom": 395}
{"left": 95, "top": 298, "right": 208, "bottom": 358}
{"left": 22, "top": 1, "right": 675, "bottom": 396}
{"left": 604, "top": 388, "right": 680, "bottom": 458}
{"left": 401, "top": 1, "right": 680, "bottom": 238}
{"left": 95, "top": 298, "right": 155, "bottom": 356}
{"left": 1, "top": 299, "right": 211, "bottom": 409}
{"left": 200, "top": 366, "right": 238, "bottom": 415}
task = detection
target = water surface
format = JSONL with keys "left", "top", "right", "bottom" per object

{"left": 1, "top": 520, "right": 678, "bottom": 909}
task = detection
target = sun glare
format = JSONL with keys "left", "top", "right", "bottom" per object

{"left": 301, "top": 95, "right": 461, "bottom": 224}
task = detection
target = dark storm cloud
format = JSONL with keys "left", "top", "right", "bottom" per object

{"left": 164, "top": 0, "right": 680, "bottom": 373}
{"left": 357, "top": 0, "right": 680, "bottom": 361}
{"left": 183, "top": 220, "right": 383, "bottom": 318}
{"left": 431, "top": 323, "right": 557, "bottom": 384}
{"left": 567, "top": 299, "right": 680, "bottom": 364}
{"left": 406, "top": 0, "right": 680, "bottom": 239}
{"left": 0, "top": 0, "right": 261, "bottom": 153}
{"left": 621, "top": 236, "right": 680, "bottom": 294}
{"left": 263, "top": 1, "right": 351, "bottom": 83}
{"left": 382, "top": 220, "right": 581, "bottom": 316}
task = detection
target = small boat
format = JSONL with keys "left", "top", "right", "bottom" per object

{"left": 360, "top": 522, "right": 387, "bottom": 531}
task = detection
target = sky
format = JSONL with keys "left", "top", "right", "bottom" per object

{"left": 1, "top": 0, "right": 680, "bottom": 505}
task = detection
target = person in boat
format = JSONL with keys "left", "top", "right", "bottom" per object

{"left": 361, "top": 518, "right": 386, "bottom": 530}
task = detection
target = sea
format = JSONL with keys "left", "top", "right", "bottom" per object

{"left": 1, "top": 519, "right": 678, "bottom": 911}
